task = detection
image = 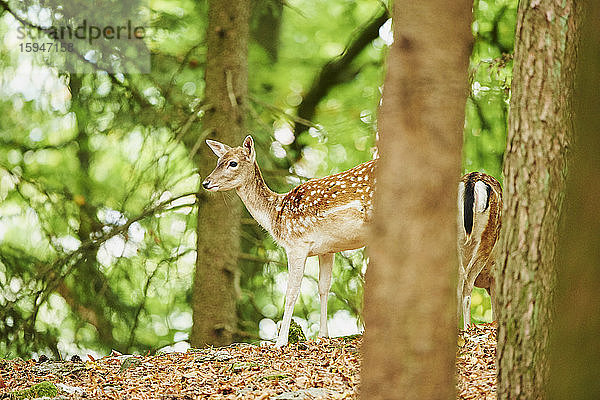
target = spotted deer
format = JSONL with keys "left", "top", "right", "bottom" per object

{"left": 202, "top": 136, "right": 376, "bottom": 347}
{"left": 457, "top": 172, "right": 502, "bottom": 330}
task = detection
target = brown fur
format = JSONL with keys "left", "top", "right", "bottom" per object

{"left": 273, "top": 160, "right": 376, "bottom": 239}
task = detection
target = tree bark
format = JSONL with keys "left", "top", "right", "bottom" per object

{"left": 549, "top": 0, "right": 599, "bottom": 398}
{"left": 496, "top": 0, "right": 578, "bottom": 398}
{"left": 360, "top": 1, "right": 472, "bottom": 398}
{"left": 191, "top": 0, "right": 249, "bottom": 347}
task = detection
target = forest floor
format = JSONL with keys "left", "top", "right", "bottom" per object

{"left": 0, "top": 323, "right": 496, "bottom": 399}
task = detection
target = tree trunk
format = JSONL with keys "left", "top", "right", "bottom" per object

{"left": 360, "top": 1, "right": 472, "bottom": 398}
{"left": 549, "top": 1, "right": 599, "bottom": 398}
{"left": 191, "top": 0, "right": 249, "bottom": 347}
{"left": 496, "top": 0, "right": 578, "bottom": 398}
{"left": 67, "top": 75, "right": 121, "bottom": 351}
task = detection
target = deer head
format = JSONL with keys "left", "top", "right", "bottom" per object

{"left": 202, "top": 135, "right": 256, "bottom": 192}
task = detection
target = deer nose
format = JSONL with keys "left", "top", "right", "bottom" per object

{"left": 202, "top": 180, "right": 211, "bottom": 189}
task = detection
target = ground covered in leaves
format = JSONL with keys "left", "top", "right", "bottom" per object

{"left": 456, "top": 323, "right": 497, "bottom": 399}
{"left": 1, "top": 324, "right": 496, "bottom": 399}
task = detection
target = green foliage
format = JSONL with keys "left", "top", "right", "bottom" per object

{"left": 464, "top": 0, "right": 518, "bottom": 182}
{"left": 0, "top": 0, "right": 514, "bottom": 356}
{"left": 287, "top": 319, "right": 306, "bottom": 344}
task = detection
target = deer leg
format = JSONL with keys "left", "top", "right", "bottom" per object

{"left": 462, "top": 293, "right": 472, "bottom": 330}
{"left": 488, "top": 278, "right": 496, "bottom": 322}
{"left": 457, "top": 274, "right": 466, "bottom": 326}
{"left": 462, "top": 273, "right": 477, "bottom": 330}
{"left": 275, "top": 249, "right": 307, "bottom": 348}
{"left": 318, "top": 253, "right": 334, "bottom": 337}
{"left": 457, "top": 256, "right": 469, "bottom": 328}
{"left": 462, "top": 264, "right": 488, "bottom": 330}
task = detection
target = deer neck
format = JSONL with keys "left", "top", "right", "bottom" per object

{"left": 235, "top": 162, "right": 281, "bottom": 234}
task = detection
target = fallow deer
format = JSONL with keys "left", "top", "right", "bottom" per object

{"left": 202, "top": 135, "right": 376, "bottom": 347}
{"left": 457, "top": 172, "right": 502, "bottom": 330}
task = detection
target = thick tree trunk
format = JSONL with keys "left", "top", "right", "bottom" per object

{"left": 191, "top": 0, "right": 249, "bottom": 347}
{"left": 360, "top": 1, "right": 472, "bottom": 398}
{"left": 549, "top": 1, "right": 599, "bottom": 398}
{"left": 496, "top": 0, "right": 578, "bottom": 398}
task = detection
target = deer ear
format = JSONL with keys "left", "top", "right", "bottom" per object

{"left": 206, "top": 139, "right": 231, "bottom": 158}
{"left": 243, "top": 135, "right": 255, "bottom": 162}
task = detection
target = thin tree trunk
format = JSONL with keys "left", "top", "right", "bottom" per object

{"left": 496, "top": 0, "right": 578, "bottom": 398}
{"left": 549, "top": 0, "right": 599, "bottom": 397}
{"left": 67, "top": 75, "right": 121, "bottom": 350}
{"left": 360, "top": 0, "right": 472, "bottom": 398}
{"left": 191, "top": 0, "right": 250, "bottom": 347}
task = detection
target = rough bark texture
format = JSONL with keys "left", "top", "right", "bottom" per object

{"left": 191, "top": 0, "right": 249, "bottom": 347}
{"left": 549, "top": 1, "right": 600, "bottom": 398}
{"left": 496, "top": 0, "right": 578, "bottom": 398}
{"left": 360, "top": 1, "right": 472, "bottom": 399}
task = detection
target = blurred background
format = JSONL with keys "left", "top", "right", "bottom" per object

{"left": 0, "top": 0, "right": 515, "bottom": 358}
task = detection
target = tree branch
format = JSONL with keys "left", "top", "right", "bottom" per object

{"left": 55, "top": 280, "right": 117, "bottom": 345}
{"left": 290, "top": 7, "right": 389, "bottom": 158}
{"left": 27, "top": 190, "right": 198, "bottom": 330}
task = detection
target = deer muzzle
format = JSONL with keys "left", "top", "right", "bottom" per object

{"left": 202, "top": 179, "right": 219, "bottom": 191}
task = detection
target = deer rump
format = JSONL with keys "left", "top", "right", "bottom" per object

{"left": 457, "top": 171, "right": 502, "bottom": 329}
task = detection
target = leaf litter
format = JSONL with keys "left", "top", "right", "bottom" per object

{"left": 1, "top": 324, "right": 496, "bottom": 399}
{"left": 456, "top": 322, "right": 497, "bottom": 399}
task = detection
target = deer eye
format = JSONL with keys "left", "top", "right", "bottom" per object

{"left": 228, "top": 161, "right": 238, "bottom": 168}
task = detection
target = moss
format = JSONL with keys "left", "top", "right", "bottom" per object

{"left": 230, "top": 361, "right": 261, "bottom": 372}
{"left": 287, "top": 320, "right": 306, "bottom": 344}
{"left": 119, "top": 357, "right": 142, "bottom": 373}
{"left": 341, "top": 334, "right": 362, "bottom": 341}
{"left": 259, "top": 373, "right": 289, "bottom": 381}
{"left": 11, "top": 381, "right": 58, "bottom": 399}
